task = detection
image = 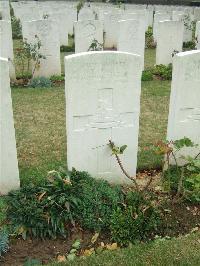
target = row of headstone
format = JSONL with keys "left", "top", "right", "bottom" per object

{"left": 1, "top": 50, "right": 199, "bottom": 194}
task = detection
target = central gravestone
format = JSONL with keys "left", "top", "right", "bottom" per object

{"left": 65, "top": 52, "right": 142, "bottom": 184}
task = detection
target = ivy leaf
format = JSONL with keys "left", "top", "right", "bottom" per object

{"left": 120, "top": 145, "right": 127, "bottom": 154}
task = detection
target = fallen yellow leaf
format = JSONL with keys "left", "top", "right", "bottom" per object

{"left": 91, "top": 232, "right": 99, "bottom": 244}
{"left": 82, "top": 248, "right": 94, "bottom": 257}
{"left": 106, "top": 243, "right": 118, "bottom": 250}
{"left": 57, "top": 255, "right": 67, "bottom": 262}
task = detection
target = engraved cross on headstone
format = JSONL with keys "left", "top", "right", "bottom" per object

{"left": 73, "top": 88, "right": 135, "bottom": 131}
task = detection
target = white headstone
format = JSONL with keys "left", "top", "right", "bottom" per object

{"left": 118, "top": 19, "right": 145, "bottom": 69}
{"left": 122, "top": 10, "right": 148, "bottom": 30}
{"left": 167, "top": 50, "right": 200, "bottom": 163}
{"left": 172, "top": 12, "right": 193, "bottom": 42}
{"left": 78, "top": 8, "right": 95, "bottom": 21}
{"left": 153, "top": 12, "right": 171, "bottom": 42}
{"left": 65, "top": 51, "right": 142, "bottom": 184}
{"left": 0, "top": 0, "right": 11, "bottom": 20}
{"left": 0, "top": 20, "right": 16, "bottom": 80}
{"left": 0, "top": 57, "right": 20, "bottom": 195}
{"left": 156, "top": 20, "right": 184, "bottom": 65}
{"left": 48, "top": 13, "right": 69, "bottom": 46}
{"left": 74, "top": 20, "right": 103, "bottom": 53}
{"left": 22, "top": 19, "right": 61, "bottom": 77}
{"left": 194, "top": 8, "right": 200, "bottom": 22}
{"left": 104, "top": 11, "right": 122, "bottom": 49}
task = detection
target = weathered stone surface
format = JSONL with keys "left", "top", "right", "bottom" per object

{"left": 65, "top": 51, "right": 142, "bottom": 184}
{"left": 0, "top": 57, "right": 20, "bottom": 195}
{"left": 153, "top": 12, "right": 171, "bottom": 42}
{"left": 22, "top": 19, "right": 61, "bottom": 77}
{"left": 118, "top": 19, "right": 145, "bottom": 69}
{"left": 156, "top": 20, "right": 184, "bottom": 65}
{"left": 74, "top": 20, "right": 103, "bottom": 53}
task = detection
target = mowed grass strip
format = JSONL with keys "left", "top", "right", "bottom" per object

{"left": 51, "top": 233, "right": 200, "bottom": 266}
{"left": 12, "top": 79, "right": 170, "bottom": 184}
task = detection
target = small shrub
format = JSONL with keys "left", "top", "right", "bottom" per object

{"left": 88, "top": 39, "right": 103, "bottom": 51}
{"left": 142, "top": 70, "right": 153, "bottom": 81}
{"left": 11, "top": 16, "right": 22, "bottom": 39}
{"left": 145, "top": 27, "right": 156, "bottom": 49}
{"left": 70, "top": 170, "right": 123, "bottom": 231}
{"left": 6, "top": 170, "right": 123, "bottom": 238}
{"left": 6, "top": 173, "right": 78, "bottom": 239}
{"left": 15, "top": 35, "right": 46, "bottom": 80}
{"left": 153, "top": 64, "right": 172, "bottom": 80}
{"left": 110, "top": 191, "right": 160, "bottom": 246}
{"left": 0, "top": 230, "right": 9, "bottom": 256}
{"left": 60, "top": 44, "right": 75, "bottom": 53}
{"left": 29, "top": 77, "right": 52, "bottom": 88}
{"left": 50, "top": 75, "right": 65, "bottom": 82}
{"left": 183, "top": 41, "right": 196, "bottom": 50}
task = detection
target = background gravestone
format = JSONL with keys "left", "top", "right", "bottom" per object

{"left": 65, "top": 51, "right": 142, "bottom": 184}
{"left": 74, "top": 20, "right": 103, "bottom": 53}
{"left": 0, "top": 57, "right": 20, "bottom": 195}
{"left": 22, "top": 19, "right": 61, "bottom": 77}
{"left": 118, "top": 19, "right": 145, "bottom": 69}
{"left": 156, "top": 20, "right": 184, "bottom": 65}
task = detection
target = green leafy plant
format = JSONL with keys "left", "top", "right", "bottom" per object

{"left": 50, "top": 75, "right": 65, "bottom": 82}
{"left": 70, "top": 169, "right": 123, "bottom": 231}
{"left": 6, "top": 171, "right": 78, "bottom": 239}
{"left": 154, "top": 137, "right": 199, "bottom": 202}
{"left": 142, "top": 70, "right": 153, "bottom": 81}
{"left": 29, "top": 76, "right": 52, "bottom": 88}
{"left": 88, "top": 39, "right": 103, "bottom": 51}
{"left": 67, "top": 239, "right": 81, "bottom": 261}
{"left": 153, "top": 64, "right": 172, "bottom": 80}
{"left": 145, "top": 27, "right": 156, "bottom": 49}
{"left": 110, "top": 191, "right": 160, "bottom": 246}
{"left": 0, "top": 230, "right": 9, "bottom": 256}
{"left": 183, "top": 41, "right": 196, "bottom": 50}
{"left": 6, "top": 169, "right": 123, "bottom": 238}
{"left": 60, "top": 44, "right": 75, "bottom": 53}
{"left": 11, "top": 16, "right": 22, "bottom": 39}
{"left": 108, "top": 140, "right": 152, "bottom": 191}
{"left": 15, "top": 35, "right": 46, "bottom": 81}
{"left": 76, "top": 0, "right": 85, "bottom": 20}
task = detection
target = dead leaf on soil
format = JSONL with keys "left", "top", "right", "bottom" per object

{"left": 106, "top": 243, "right": 118, "bottom": 250}
{"left": 57, "top": 255, "right": 67, "bottom": 262}
{"left": 82, "top": 248, "right": 94, "bottom": 257}
{"left": 91, "top": 232, "right": 99, "bottom": 244}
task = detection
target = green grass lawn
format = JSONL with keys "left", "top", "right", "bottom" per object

{"left": 11, "top": 41, "right": 171, "bottom": 184}
{"left": 50, "top": 233, "right": 200, "bottom": 266}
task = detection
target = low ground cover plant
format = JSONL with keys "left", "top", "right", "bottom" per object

{"left": 142, "top": 64, "right": 172, "bottom": 81}
{"left": 5, "top": 169, "right": 161, "bottom": 246}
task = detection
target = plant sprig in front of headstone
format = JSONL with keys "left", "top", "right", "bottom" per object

{"left": 15, "top": 35, "right": 46, "bottom": 81}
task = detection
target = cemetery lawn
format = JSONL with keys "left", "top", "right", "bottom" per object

{"left": 51, "top": 233, "right": 200, "bottom": 266}
{"left": 11, "top": 79, "right": 170, "bottom": 185}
